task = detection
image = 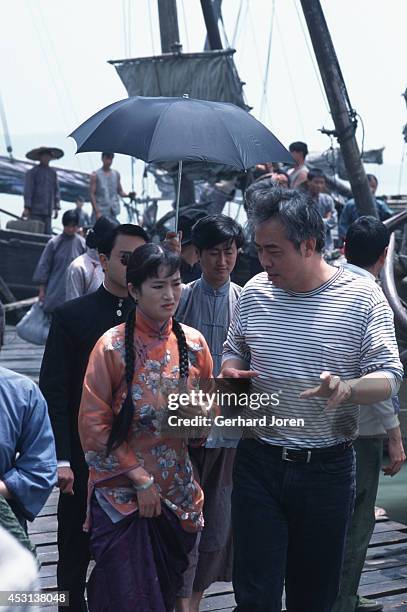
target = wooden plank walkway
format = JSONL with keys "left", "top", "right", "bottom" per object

{"left": 2, "top": 327, "right": 407, "bottom": 610}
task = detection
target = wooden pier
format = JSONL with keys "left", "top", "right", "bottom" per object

{"left": 2, "top": 327, "right": 407, "bottom": 610}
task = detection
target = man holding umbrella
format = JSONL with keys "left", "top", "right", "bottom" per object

{"left": 23, "top": 146, "right": 63, "bottom": 234}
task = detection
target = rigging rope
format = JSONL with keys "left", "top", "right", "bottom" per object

{"left": 247, "top": 2, "right": 272, "bottom": 125}
{"left": 28, "top": 3, "right": 101, "bottom": 171}
{"left": 122, "top": 0, "right": 128, "bottom": 57}
{"left": 231, "top": 0, "right": 245, "bottom": 49}
{"left": 292, "top": 0, "right": 330, "bottom": 113}
{"left": 180, "top": 0, "right": 190, "bottom": 52}
{"left": 147, "top": 0, "right": 156, "bottom": 55}
{"left": 128, "top": 0, "right": 132, "bottom": 57}
{"left": 260, "top": 0, "right": 276, "bottom": 123}
{"left": 275, "top": 12, "right": 306, "bottom": 140}
{"left": 218, "top": 2, "right": 230, "bottom": 48}
{"left": 0, "top": 91, "right": 13, "bottom": 157}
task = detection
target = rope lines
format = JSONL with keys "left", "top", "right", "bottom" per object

{"left": 292, "top": 0, "right": 330, "bottom": 113}
{"left": 260, "top": 0, "right": 276, "bottom": 123}
{"left": 180, "top": 0, "right": 190, "bottom": 52}
{"left": 147, "top": 0, "right": 156, "bottom": 55}
{"left": 0, "top": 91, "right": 13, "bottom": 156}
{"left": 274, "top": 11, "right": 306, "bottom": 140}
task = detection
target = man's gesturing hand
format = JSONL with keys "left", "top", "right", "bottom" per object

{"left": 219, "top": 368, "right": 259, "bottom": 379}
{"left": 58, "top": 467, "right": 74, "bottom": 495}
{"left": 300, "top": 371, "right": 353, "bottom": 409}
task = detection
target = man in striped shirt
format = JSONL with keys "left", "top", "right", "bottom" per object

{"left": 221, "top": 185, "right": 403, "bottom": 612}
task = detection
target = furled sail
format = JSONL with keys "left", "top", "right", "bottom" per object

{"left": 109, "top": 49, "right": 249, "bottom": 110}
{"left": 0, "top": 156, "right": 90, "bottom": 202}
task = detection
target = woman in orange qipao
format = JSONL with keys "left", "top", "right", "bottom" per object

{"left": 78, "top": 244, "right": 213, "bottom": 612}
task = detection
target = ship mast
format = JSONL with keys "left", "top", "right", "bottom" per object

{"left": 200, "top": 0, "right": 223, "bottom": 50}
{"left": 300, "top": 0, "right": 376, "bottom": 216}
{"left": 157, "top": 0, "right": 181, "bottom": 53}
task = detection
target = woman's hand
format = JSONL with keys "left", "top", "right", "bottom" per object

{"left": 136, "top": 485, "right": 161, "bottom": 518}
{"left": 128, "top": 466, "right": 162, "bottom": 518}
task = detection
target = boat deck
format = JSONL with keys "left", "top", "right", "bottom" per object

{"left": 2, "top": 326, "right": 407, "bottom": 610}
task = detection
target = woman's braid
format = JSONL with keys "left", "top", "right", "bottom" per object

{"left": 172, "top": 318, "right": 189, "bottom": 380}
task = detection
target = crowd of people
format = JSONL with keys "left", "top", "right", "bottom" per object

{"left": 0, "top": 140, "right": 404, "bottom": 612}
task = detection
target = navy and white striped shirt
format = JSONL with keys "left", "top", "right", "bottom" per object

{"left": 222, "top": 268, "right": 403, "bottom": 448}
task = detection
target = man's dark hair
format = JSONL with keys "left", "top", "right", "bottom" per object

{"left": 307, "top": 168, "right": 326, "bottom": 182}
{"left": 62, "top": 209, "right": 79, "bottom": 227}
{"left": 289, "top": 141, "right": 309, "bottom": 157}
{"left": 191, "top": 214, "right": 245, "bottom": 252}
{"left": 246, "top": 183, "right": 325, "bottom": 252}
{"left": 87, "top": 219, "right": 149, "bottom": 257}
{"left": 344, "top": 216, "right": 389, "bottom": 268}
{"left": 366, "top": 173, "right": 378, "bottom": 185}
{"left": 102, "top": 152, "right": 114, "bottom": 159}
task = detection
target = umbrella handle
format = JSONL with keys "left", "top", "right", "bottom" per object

{"left": 174, "top": 160, "right": 183, "bottom": 234}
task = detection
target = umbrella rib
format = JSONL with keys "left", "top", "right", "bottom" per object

{"left": 70, "top": 98, "right": 135, "bottom": 151}
{"left": 208, "top": 105, "right": 246, "bottom": 170}
{"left": 147, "top": 99, "right": 179, "bottom": 162}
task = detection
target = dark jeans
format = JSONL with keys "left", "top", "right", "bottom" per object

{"left": 232, "top": 438, "right": 355, "bottom": 612}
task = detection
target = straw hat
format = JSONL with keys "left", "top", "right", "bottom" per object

{"left": 26, "top": 146, "right": 64, "bottom": 161}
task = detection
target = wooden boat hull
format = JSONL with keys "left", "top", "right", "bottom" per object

{"left": 0, "top": 228, "right": 47, "bottom": 300}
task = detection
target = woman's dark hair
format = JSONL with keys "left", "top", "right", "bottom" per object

{"left": 191, "top": 214, "right": 245, "bottom": 252}
{"left": 62, "top": 209, "right": 79, "bottom": 227}
{"left": 86, "top": 218, "right": 149, "bottom": 255}
{"left": 107, "top": 244, "right": 189, "bottom": 453}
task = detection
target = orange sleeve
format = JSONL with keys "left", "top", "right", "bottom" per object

{"left": 79, "top": 336, "right": 141, "bottom": 474}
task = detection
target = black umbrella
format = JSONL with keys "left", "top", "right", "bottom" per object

{"left": 70, "top": 95, "right": 293, "bottom": 231}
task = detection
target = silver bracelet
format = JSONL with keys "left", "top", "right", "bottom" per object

{"left": 134, "top": 475, "right": 155, "bottom": 491}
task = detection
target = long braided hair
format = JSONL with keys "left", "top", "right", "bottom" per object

{"left": 107, "top": 244, "right": 189, "bottom": 453}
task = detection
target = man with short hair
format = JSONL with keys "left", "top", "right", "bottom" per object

{"left": 40, "top": 221, "right": 149, "bottom": 611}
{"left": 74, "top": 197, "right": 91, "bottom": 230}
{"left": 287, "top": 141, "right": 309, "bottom": 188}
{"left": 307, "top": 168, "right": 337, "bottom": 254}
{"left": 33, "top": 210, "right": 86, "bottom": 313}
{"left": 23, "top": 146, "right": 63, "bottom": 234}
{"left": 90, "top": 152, "right": 133, "bottom": 225}
{"left": 176, "top": 214, "right": 244, "bottom": 612}
{"left": 222, "top": 186, "right": 403, "bottom": 612}
{"left": 338, "top": 174, "right": 393, "bottom": 241}
{"left": 333, "top": 216, "right": 405, "bottom": 612}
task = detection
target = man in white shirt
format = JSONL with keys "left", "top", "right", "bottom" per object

{"left": 333, "top": 216, "right": 406, "bottom": 612}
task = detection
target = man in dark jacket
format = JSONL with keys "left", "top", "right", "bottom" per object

{"left": 39, "top": 220, "right": 148, "bottom": 611}
{"left": 23, "top": 146, "right": 63, "bottom": 234}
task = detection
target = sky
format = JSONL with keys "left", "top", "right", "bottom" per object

{"left": 1, "top": 0, "right": 407, "bottom": 223}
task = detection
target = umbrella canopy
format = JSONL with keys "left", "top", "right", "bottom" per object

{"left": 70, "top": 96, "right": 292, "bottom": 169}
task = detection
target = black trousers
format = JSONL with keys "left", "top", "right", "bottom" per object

{"left": 57, "top": 461, "right": 90, "bottom": 612}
